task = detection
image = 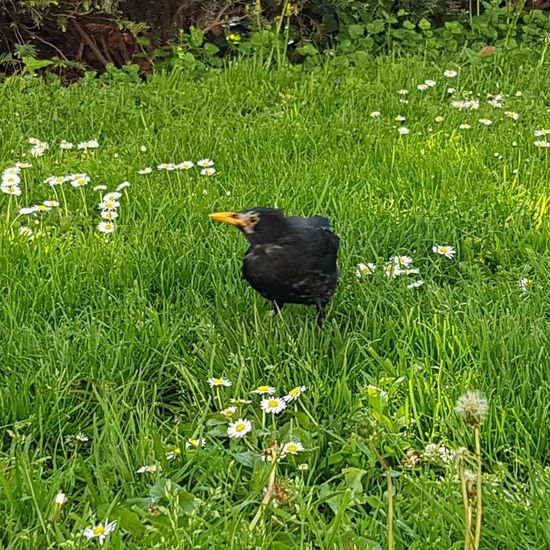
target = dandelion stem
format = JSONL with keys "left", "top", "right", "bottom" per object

{"left": 368, "top": 437, "right": 394, "bottom": 550}
{"left": 458, "top": 456, "right": 472, "bottom": 550}
{"left": 249, "top": 454, "right": 278, "bottom": 531}
{"left": 474, "top": 427, "right": 483, "bottom": 550}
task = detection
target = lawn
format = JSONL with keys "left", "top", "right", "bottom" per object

{"left": 1, "top": 49, "right": 549, "bottom": 549}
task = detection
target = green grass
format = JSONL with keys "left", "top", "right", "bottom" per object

{"left": 1, "top": 48, "right": 550, "bottom": 549}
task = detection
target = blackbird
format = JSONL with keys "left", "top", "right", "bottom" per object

{"left": 209, "top": 207, "right": 340, "bottom": 326}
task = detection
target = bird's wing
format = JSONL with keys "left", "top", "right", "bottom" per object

{"left": 287, "top": 215, "right": 333, "bottom": 230}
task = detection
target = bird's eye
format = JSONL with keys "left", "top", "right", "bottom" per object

{"left": 249, "top": 215, "right": 259, "bottom": 224}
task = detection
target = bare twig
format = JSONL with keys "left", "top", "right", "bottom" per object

{"left": 72, "top": 20, "right": 109, "bottom": 67}
{"left": 249, "top": 458, "right": 278, "bottom": 532}
{"left": 368, "top": 439, "right": 395, "bottom": 550}
{"left": 201, "top": 3, "right": 231, "bottom": 35}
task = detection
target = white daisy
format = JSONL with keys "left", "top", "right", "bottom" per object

{"left": 478, "top": 118, "right": 493, "bottom": 126}
{"left": 444, "top": 70, "right": 458, "bottom": 78}
{"left": 392, "top": 255, "right": 413, "bottom": 267}
{"left": 417, "top": 84, "right": 428, "bottom": 91}
{"left": 93, "top": 185, "right": 108, "bottom": 192}
{"left": 369, "top": 111, "right": 381, "bottom": 118}
{"left": 534, "top": 140, "right": 550, "bottom": 149}
{"left": 395, "top": 115, "right": 406, "bottom": 122}
{"left": 177, "top": 161, "right": 195, "bottom": 170}
{"left": 1, "top": 184, "right": 21, "bottom": 196}
{"left": 165, "top": 447, "right": 181, "bottom": 460}
{"left": 397, "top": 127, "right": 410, "bottom": 135}
{"left": 99, "top": 200, "right": 120, "bottom": 210}
{"left": 140, "top": 145, "right": 147, "bottom": 152}
{"left": 282, "top": 441, "right": 304, "bottom": 456}
{"left": 356, "top": 262, "right": 376, "bottom": 277}
{"left": 70, "top": 176, "right": 90, "bottom": 188}
{"left": 83, "top": 520, "right": 116, "bottom": 545}
{"left": 19, "top": 206, "right": 38, "bottom": 215}
{"left": 534, "top": 129, "right": 550, "bottom": 137}
{"left": 185, "top": 437, "right": 205, "bottom": 449}
{"left": 138, "top": 167, "right": 153, "bottom": 175}
{"left": 520, "top": 278, "right": 533, "bottom": 293}
{"left": 100, "top": 210, "right": 119, "bottom": 220}
{"left": 98, "top": 222, "right": 115, "bottom": 234}
{"left": 407, "top": 280, "right": 424, "bottom": 289}
{"left": 425, "top": 79, "right": 436, "bottom": 87}
{"left": 43, "top": 201, "right": 60, "bottom": 208}
{"left": 252, "top": 385, "right": 275, "bottom": 395}
{"left": 447, "top": 87, "right": 456, "bottom": 94}
{"left": 136, "top": 464, "right": 161, "bottom": 474}
{"left": 221, "top": 406, "right": 237, "bottom": 419}
{"left": 459, "top": 123, "right": 471, "bottom": 130}
{"left": 260, "top": 397, "right": 287, "bottom": 414}
{"left": 157, "top": 163, "right": 176, "bottom": 171}
{"left": 15, "top": 162, "right": 32, "bottom": 169}
{"left": 207, "top": 377, "right": 232, "bottom": 387}
{"left": 227, "top": 418, "right": 252, "bottom": 438}
{"left": 200, "top": 168, "right": 216, "bottom": 176}
{"left": 432, "top": 245, "right": 456, "bottom": 259}
{"left": 435, "top": 116, "right": 444, "bottom": 123}
{"left": 384, "top": 262, "right": 403, "bottom": 278}
{"left": 197, "top": 158, "right": 214, "bottom": 167}
{"left": 116, "top": 182, "right": 131, "bottom": 191}
{"left": 283, "top": 386, "right": 307, "bottom": 402}
{"left": 504, "top": 111, "right": 519, "bottom": 120}
{"left": 397, "top": 89, "right": 409, "bottom": 95}
{"left": 104, "top": 192, "right": 122, "bottom": 201}
{"left": 45, "top": 176, "right": 66, "bottom": 186}
{"left": 230, "top": 398, "right": 252, "bottom": 405}
{"left": 59, "top": 140, "right": 75, "bottom": 150}
{"left": 19, "top": 226, "right": 33, "bottom": 237}
{"left": 2, "top": 172, "right": 20, "bottom": 186}
{"left": 77, "top": 139, "right": 99, "bottom": 150}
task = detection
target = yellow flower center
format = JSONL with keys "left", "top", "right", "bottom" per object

{"left": 235, "top": 423, "right": 246, "bottom": 432}
{"left": 289, "top": 388, "right": 300, "bottom": 396}
{"left": 93, "top": 525, "right": 105, "bottom": 535}
{"left": 287, "top": 444, "right": 298, "bottom": 453}
{"left": 257, "top": 386, "right": 269, "bottom": 392}
{"left": 440, "top": 247, "right": 449, "bottom": 253}
{"left": 268, "top": 399, "right": 279, "bottom": 407}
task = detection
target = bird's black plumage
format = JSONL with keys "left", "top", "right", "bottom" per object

{"left": 210, "top": 207, "right": 340, "bottom": 325}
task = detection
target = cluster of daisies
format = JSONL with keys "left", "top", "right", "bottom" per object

{"left": 206, "top": 377, "right": 307, "bottom": 453}
{"left": 1, "top": 162, "right": 32, "bottom": 197}
{"left": 534, "top": 128, "right": 550, "bottom": 149}
{"left": 357, "top": 245, "right": 455, "bottom": 288}
{"left": 138, "top": 158, "right": 216, "bottom": 177}
{"left": 94, "top": 182, "right": 130, "bottom": 234}
{"left": 368, "top": 68, "right": 548, "bottom": 148}
{"left": 130, "top": 379, "right": 308, "bottom": 479}
{"left": 28, "top": 137, "right": 100, "bottom": 157}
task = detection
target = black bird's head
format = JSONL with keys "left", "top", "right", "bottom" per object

{"left": 209, "top": 207, "right": 289, "bottom": 244}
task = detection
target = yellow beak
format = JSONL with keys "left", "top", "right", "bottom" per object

{"left": 208, "top": 211, "right": 245, "bottom": 227}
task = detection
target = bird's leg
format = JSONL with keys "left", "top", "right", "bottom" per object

{"left": 270, "top": 301, "right": 284, "bottom": 318}
{"left": 315, "top": 300, "right": 325, "bottom": 327}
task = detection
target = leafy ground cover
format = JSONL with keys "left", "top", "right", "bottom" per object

{"left": 1, "top": 48, "right": 549, "bottom": 548}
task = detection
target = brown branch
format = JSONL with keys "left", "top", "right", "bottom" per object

{"left": 28, "top": 31, "right": 70, "bottom": 61}
{"left": 99, "top": 33, "right": 115, "bottom": 64}
{"left": 201, "top": 3, "right": 231, "bottom": 35}
{"left": 72, "top": 20, "right": 109, "bottom": 67}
